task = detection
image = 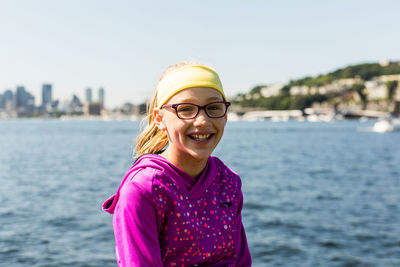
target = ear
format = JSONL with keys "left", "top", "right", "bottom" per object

{"left": 154, "top": 108, "right": 166, "bottom": 131}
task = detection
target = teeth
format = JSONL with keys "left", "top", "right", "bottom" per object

{"left": 191, "top": 134, "right": 211, "bottom": 141}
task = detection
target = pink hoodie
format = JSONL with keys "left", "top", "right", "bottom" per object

{"left": 103, "top": 154, "right": 252, "bottom": 266}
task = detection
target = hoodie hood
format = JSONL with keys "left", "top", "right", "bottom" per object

{"left": 102, "top": 154, "right": 217, "bottom": 214}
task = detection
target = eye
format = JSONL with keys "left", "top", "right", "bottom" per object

{"left": 177, "top": 104, "right": 196, "bottom": 113}
{"left": 206, "top": 103, "right": 223, "bottom": 111}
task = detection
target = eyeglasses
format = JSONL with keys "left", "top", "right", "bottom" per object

{"left": 161, "top": 101, "right": 231, "bottom": 120}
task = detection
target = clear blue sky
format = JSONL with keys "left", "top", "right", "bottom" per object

{"left": 1, "top": 0, "right": 399, "bottom": 108}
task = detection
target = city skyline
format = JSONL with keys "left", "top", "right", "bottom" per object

{"left": 0, "top": 84, "right": 108, "bottom": 117}
{"left": 1, "top": 1, "right": 400, "bottom": 108}
{"left": 0, "top": 85, "right": 106, "bottom": 104}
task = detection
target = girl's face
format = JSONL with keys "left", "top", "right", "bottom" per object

{"left": 155, "top": 87, "right": 227, "bottom": 164}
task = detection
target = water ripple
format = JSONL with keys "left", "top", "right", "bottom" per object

{"left": 1, "top": 120, "right": 400, "bottom": 266}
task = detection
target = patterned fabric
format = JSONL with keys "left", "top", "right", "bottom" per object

{"left": 103, "top": 154, "right": 252, "bottom": 266}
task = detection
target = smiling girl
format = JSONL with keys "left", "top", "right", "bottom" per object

{"left": 103, "top": 62, "right": 252, "bottom": 266}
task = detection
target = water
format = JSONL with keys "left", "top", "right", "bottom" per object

{"left": 0, "top": 119, "right": 399, "bottom": 266}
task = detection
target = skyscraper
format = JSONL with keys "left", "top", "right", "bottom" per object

{"left": 42, "top": 84, "right": 52, "bottom": 107}
{"left": 15, "top": 86, "right": 35, "bottom": 116}
{"left": 98, "top": 87, "right": 104, "bottom": 107}
{"left": 16, "top": 86, "right": 27, "bottom": 108}
{"left": 3, "top": 90, "right": 13, "bottom": 103}
{"left": 86, "top": 88, "right": 92, "bottom": 103}
{"left": 3, "top": 90, "right": 14, "bottom": 112}
{"left": 0, "top": 93, "right": 3, "bottom": 109}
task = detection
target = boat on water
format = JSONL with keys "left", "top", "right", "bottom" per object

{"left": 372, "top": 118, "right": 400, "bottom": 133}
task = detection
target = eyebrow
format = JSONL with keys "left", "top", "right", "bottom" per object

{"left": 207, "top": 96, "right": 224, "bottom": 101}
{"left": 174, "top": 96, "right": 224, "bottom": 103}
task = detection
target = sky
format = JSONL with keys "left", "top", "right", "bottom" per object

{"left": 1, "top": 0, "right": 399, "bottom": 108}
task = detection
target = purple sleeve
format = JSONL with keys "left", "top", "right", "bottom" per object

{"left": 235, "top": 187, "right": 252, "bottom": 266}
{"left": 113, "top": 180, "right": 163, "bottom": 267}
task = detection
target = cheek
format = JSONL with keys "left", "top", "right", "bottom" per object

{"left": 165, "top": 121, "right": 188, "bottom": 139}
{"left": 216, "top": 118, "right": 227, "bottom": 131}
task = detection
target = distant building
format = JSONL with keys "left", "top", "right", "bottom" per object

{"left": 85, "top": 103, "right": 102, "bottom": 116}
{"left": 42, "top": 84, "right": 52, "bottom": 108}
{"left": 139, "top": 103, "right": 147, "bottom": 114}
{"left": 290, "top": 85, "right": 309, "bottom": 95}
{"left": 261, "top": 84, "right": 284, "bottom": 97}
{"left": 16, "top": 86, "right": 27, "bottom": 108}
{"left": 3, "top": 90, "right": 13, "bottom": 102}
{"left": 3, "top": 90, "right": 14, "bottom": 113}
{"left": 119, "top": 102, "right": 147, "bottom": 115}
{"left": 68, "top": 94, "right": 83, "bottom": 114}
{"left": 334, "top": 78, "right": 362, "bottom": 88}
{"left": 378, "top": 74, "right": 400, "bottom": 83}
{"left": 15, "top": 86, "right": 35, "bottom": 116}
{"left": 121, "top": 103, "right": 135, "bottom": 114}
{"left": 380, "top": 60, "right": 391, "bottom": 67}
{"left": 86, "top": 88, "right": 92, "bottom": 103}
{"left": 290, "top": 78, "right": 363, "bottom": 96}
{"left": 71, "top": 94, "right": 82, "bottom": 107}
{"left": 0, "top": 93, "right": 4, "bottom": 110}
{"left": 50, "top": 100, "right": 59, "bottom": 112}
{"left": 365, "top": 80, "right": 386, "bottom": 100}
{"left": 98, "top": 87, "right": 105, "bottom": 107}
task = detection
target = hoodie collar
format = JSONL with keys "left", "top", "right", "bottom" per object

{"left": 102, "top": 154, "right": 218, "bottom": 214}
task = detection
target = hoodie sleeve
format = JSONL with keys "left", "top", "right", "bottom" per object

{"left": 113, "top": 177, "right": 162, "bottom": 267}
{"left": 234, "top": 182, "right": 252, "bottom": 267}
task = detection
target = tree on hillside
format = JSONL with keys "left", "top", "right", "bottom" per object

{"left": 281, "top": 85, "right": 291, "bottom": 96}
{"left": 289, "top": 61, "right": 400, "bottom": 87}
{"left": 351, "top": 83, "right": 368, "bottom": 110}
{"left": 249, "top": 85, "right": 266, "bottom": 95}
{"left": 385, "top": 80, "right": 398, "bottom": 101}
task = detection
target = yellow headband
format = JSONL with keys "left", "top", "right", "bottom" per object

{"left": 156, "top": 65, "right": 225, "bottom": 108}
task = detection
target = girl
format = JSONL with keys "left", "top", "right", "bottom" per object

{"left": 103, "top": 62, "right": 252, "bottom": 266}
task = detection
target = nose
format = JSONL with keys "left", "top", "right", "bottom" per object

{"left": 193, "top": 109, "right": 210, "bottom": 126}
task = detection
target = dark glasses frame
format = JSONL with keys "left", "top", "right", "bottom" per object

{"left": 161, "top": 101, "right": 231, "bottom": 120}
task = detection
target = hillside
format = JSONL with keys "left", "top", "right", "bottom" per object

{"left": 288, "top": 61, "right": 400, "bottom": 87}
{"left": 234, "top": 60, "right": 400, "bottom": 113}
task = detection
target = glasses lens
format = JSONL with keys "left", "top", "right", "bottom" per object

{"left": 176, "top": 104, "right": 198, "bottom": 119}
{"left": 206, "top": 102, "right": 226, "bottom": 118}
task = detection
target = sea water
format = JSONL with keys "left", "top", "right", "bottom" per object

{"left": 0, "top": 119, "right": 399, "bottom": 266}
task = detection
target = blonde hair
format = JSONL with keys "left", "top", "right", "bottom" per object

{"left": 135, "top": 62, "right": 205, "bottom": 158}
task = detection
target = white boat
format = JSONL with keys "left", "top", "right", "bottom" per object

{"left": 271, "top": 115, "right": 289, "bottom": 122}
{"left": 372, "top": 118, "right": 400, "bottom": 133}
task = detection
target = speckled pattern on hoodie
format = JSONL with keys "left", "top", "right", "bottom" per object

{"left": 103, "top": 154, "right": 252, "bottom": 266}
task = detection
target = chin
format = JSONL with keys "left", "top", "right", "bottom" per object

{"left": 185, "top": 148, "right": 215, "bottom": 162}
{"left": 183, "top": 138, "right": 221, "bottom": 161}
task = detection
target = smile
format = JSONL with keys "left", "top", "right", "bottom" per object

{"left": 188, "top": 134, "right": 213, "bottom": 141}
